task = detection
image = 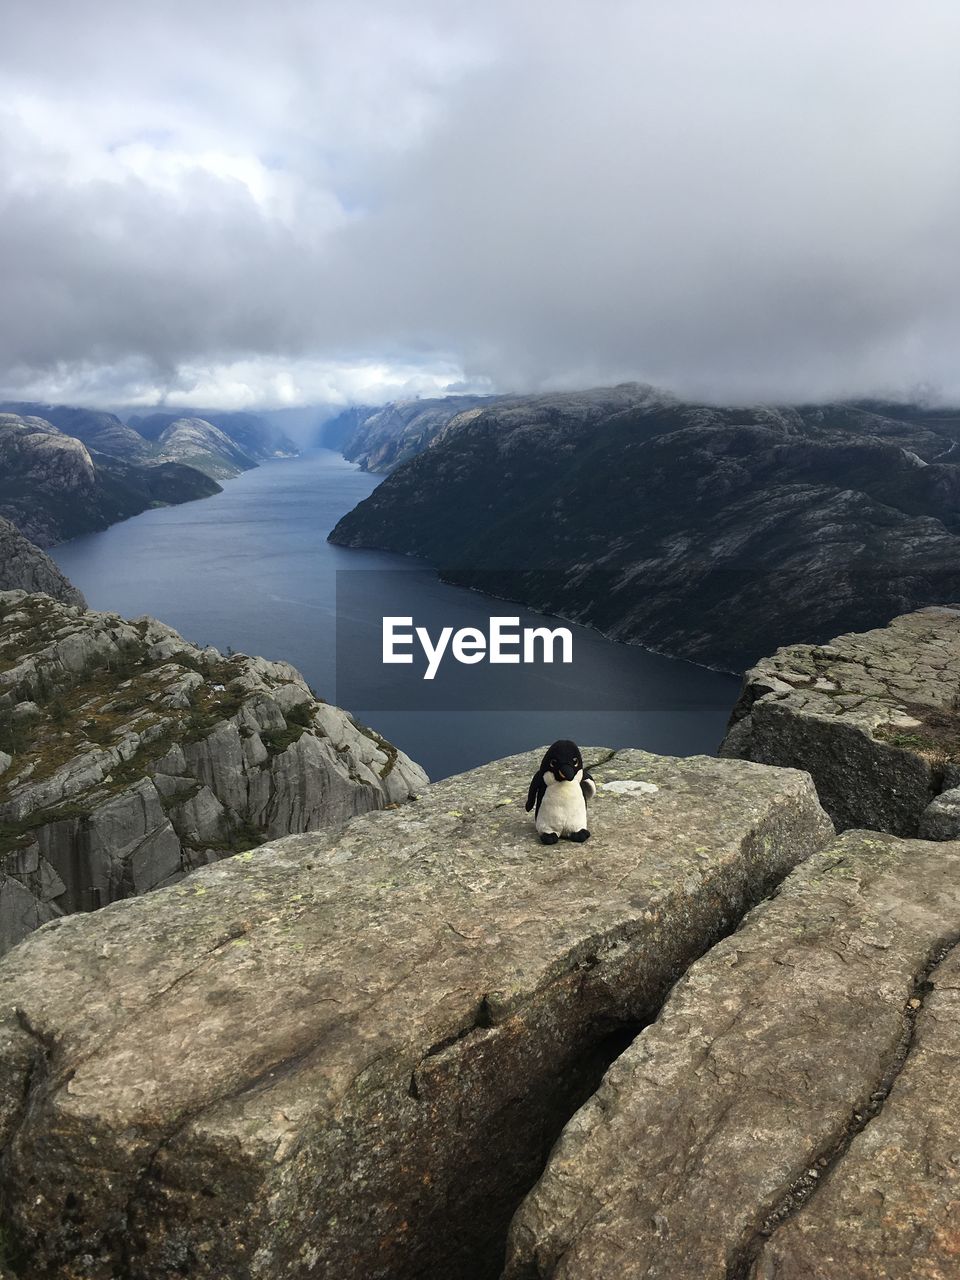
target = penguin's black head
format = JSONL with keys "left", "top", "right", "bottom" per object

{"left": 543, "top": 739, "right": 583, "bottom": 783}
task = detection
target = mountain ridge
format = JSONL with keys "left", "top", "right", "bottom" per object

{"left": 0, "top": 411, "right": 221, "bottom": 547}
{"left": 329, "top": 385, "right": 960, "bottom": 670}
{"left": 0, "top": 400, "right": 305, "bottom": 548}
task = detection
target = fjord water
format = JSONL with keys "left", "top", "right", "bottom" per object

{"left": 52, "top": 450, "right": 740, "bottom": 779}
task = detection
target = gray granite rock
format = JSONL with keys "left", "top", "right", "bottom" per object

{"left": 505, "top": 829, "right": 960, "bottom": 1280}
{"left": 919, "top": 786, "right": 960, "bottom": 840}
{"left": 720, "top": 606, "right": 960, "bottom": 835}
{"left": 752, "top": 934, "right": 960, "bottom": 1280}
{"left": 0, "top": 517, "right": 86, "bottom": 606}
{"left": 0, "top": 591, "right": 427, "bottom": 954}
{"left": 0, "top": 748, "right": 831, "bottom": 1279}
{"left": 0, "top": 875, "right": 60, "bottom": 955}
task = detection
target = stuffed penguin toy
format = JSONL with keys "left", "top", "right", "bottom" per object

{"left": 525, "top": 739, "right": 597, "bottom": 844}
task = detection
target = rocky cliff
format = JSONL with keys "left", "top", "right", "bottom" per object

{"left": 131, "top": 409, "right": 299, "bottom": 462}
{"left": 0, "top": 403, "right": 150, "bottom": 461}
{"left": 4, "top": 692, "right": 960, "bottom": 1277}
{"left": 0, "top": 412, "right": 220, "bottom": 547}
{"left": 327, "top": 393, "right": 498, "bottom": 471}
{"left": 0, "top": 591, "right": 426, "bottom": 955}
{"left": 329, "top": 385, "right": 960, "bottom": 670}
{"left": 0, "top": 520, "right": 85, "bottom": 608}
{"left": 153, "top": 417, "right": 259, "bottom": 479}
{"left": 720, "top": 605, "right": 960, "bottom": 837}
{"left": 0, "top": 747, "right": 831, "bottom": 1279}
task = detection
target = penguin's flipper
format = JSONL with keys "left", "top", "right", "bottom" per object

{"left": 526, "top": 772, "right": 546, "bottom": 814}
{"left": 581, "top": 772, "right": 597, "bottom": 802}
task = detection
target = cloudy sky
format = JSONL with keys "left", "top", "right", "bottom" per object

{"left": 1, "top": 0, "right": 959, "bottom": 409}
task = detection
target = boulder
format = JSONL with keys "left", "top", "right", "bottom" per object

{"left": 720, "top": 606, "right": 960, "bottom": 835}
{"left": 0, "top": 748, "right": 831, "bottom": 1279}
{"left": 919, "top": 786, "right": 960, "bottom": 840}
{"left": 505, "top": 829, "right": 960, "bottom": 1280}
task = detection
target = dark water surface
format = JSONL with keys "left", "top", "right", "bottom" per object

{"left": 52, "top": 450, "right": 741, "bottom": 779}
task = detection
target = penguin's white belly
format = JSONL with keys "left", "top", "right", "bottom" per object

{"left": 537, "top": 782, "right": 587, "bottom": 836}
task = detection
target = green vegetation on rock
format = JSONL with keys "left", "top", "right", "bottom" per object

{"left": 0, "top": 590, "right": 427, "bottom": 954}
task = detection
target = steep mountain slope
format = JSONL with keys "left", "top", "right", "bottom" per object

{"left": 151, "top": 417, "right": 257, "bottom": 479}
{"left": 0, "top": 412, "right": 220, "bottom": 546}
{"left": 0, "top": 519, "right": 86, "bottom": 606}
{"left": 325, "top": 393, "right": 498, "bottom": 471}
{"left": 0, "top": 401, "right": 150, "bottom": 460}
{"left": 131, "top": 408, "right": 299, "bottom": 460}
{"left": 330, "top": 385, "right": 960, "bottom": 670}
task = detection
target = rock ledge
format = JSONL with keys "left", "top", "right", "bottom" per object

{"left": 721, "top": 605, "right": 960, "bottom": 836}
{"left": 506, "top": 828, "right": 960, "bottom": 1280}
{"left": 0, "top": 748, "right": 830, "bottom": 1279}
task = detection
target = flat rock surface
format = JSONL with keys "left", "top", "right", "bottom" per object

{"left": 721, "top": 606, "right": 960, "bottom": 835}
{"left": 505, "top": 829, "right": 960, "bottom": 1280}
{"left": 0, "top": 749, "right": 831, "bottom": 1279}
{"left": 753, "top": 940, "right": 960, "bottom": 1280}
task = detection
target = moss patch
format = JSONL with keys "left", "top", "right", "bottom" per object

{"left": 874, "top": 700, "right": 960, "bottom": 763}
{"left": 0, "top": 800, "right": 92, "bottom": 857}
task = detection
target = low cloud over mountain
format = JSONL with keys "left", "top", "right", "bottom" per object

{"left": 2, "top": 1, "right": 959, "bottom": 407}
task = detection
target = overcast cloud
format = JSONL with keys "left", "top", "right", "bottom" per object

{"left": 1, "top": 0, "right": 959, "bottom": 409}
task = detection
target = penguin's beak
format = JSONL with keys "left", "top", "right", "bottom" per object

{"left": 560, "top": 765, "right": 577, "bottom": 781}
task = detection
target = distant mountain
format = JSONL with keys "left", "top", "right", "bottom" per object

{"left": 130, "top": 409, "right": 299, "bottom": 461}
{"left": 0, "top": 401, "right": 150, "bottom": 461}
{"left": 0, "top": 412, "right": 220, "bottom": 546}
{"left": 0, "top": 518, "right": 86, "bottom": 606}
{"left": 149, "top": 416, "right": 258, "bottom": 480}
{"left": 330, "top": 384, "right": 960, "bottom": 671}
{"left": 210, "top": 410, "right": 299, "bottom": 460}
{"left": 319, "top": 404, "right": 378, "bottom": 452}
{"left": 323, "top": 395, "right": 498, "bottom": 471}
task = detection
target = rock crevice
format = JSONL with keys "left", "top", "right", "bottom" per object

{"left": 0, "top": 748, "right": 831, "bottom": 1279}
{"left": 726, "top": 932, "right": 960, "bottom": 1280}
{"left": 504, "top": 830, "right": 960, "bottom": 1280}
